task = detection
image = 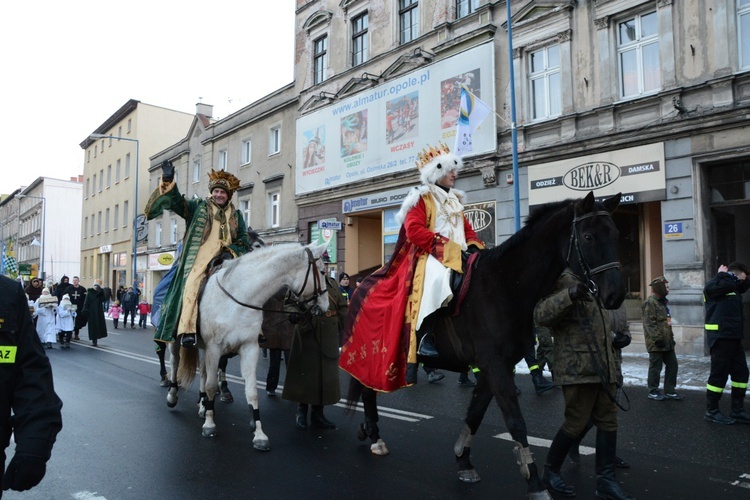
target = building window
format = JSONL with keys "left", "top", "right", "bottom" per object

{"left": 240, "top": 198, "right": 251, "bottom": 227}
{"left": 114, "top": 204, "right": 119, "bottom": 228}
{"left": 617, "top": 10, "right": 660, "bottom": 98}
{"left": 314, "top": 35, "right": 328, "bottom": 85}
{"left": 90, "top": 213, "right": 95, "bottom": 237}
{"left": 155, "top": 222, "right": 162, "bottom": 247}
{"left": 269, "top": 126, "right": 281, "bottom": 155}
{"left": 741, "top": 0, "right": 750, "bottom": 69}
{"left": 529, "top": 44, "right": 562, "bottom": 120}
{"left": 218, "top": 150, "right": 228, "bottom": 171}
{"left": 86, "top": 179, "right": 90, "bottom": 198}
{"left": 399, "top": 0, "right": 419, "bottom": 44}
{"left": 127, "top": 118, "right": 131, "bottom": 133}
{"left": 118, "top": 125, "right": 122, "bottom": 137}
{"left": 170, "top": 218, "right": 178, "bottom": 244}
{"left": 97, "top": 211, "right": 102, "bottom": 234}
{"left": 94, "top": 144, "right": 97, "bottom": 158}
{"left": 116, "top": 159, "right": 121, "bottom": 182}
{"left": 87, "top": 150, "right": 91, "bottom": 162}
{"left": 241, "top": 139, "right": 252, "bottom": 165}
{"left": 84, "top": 217, "right": 88, "bottom": 238}
{"left": 193, "top": 159, "right": 201, "bottom": 183}
{"left": 107, "top": 165, "right": 112, "bottom": 188}
{"left": 352, "top": 12, "right": 369, "bottom": 66}
{"left": 123, "top": 201, "right": 129, "bottom": 227}
{"left": 457, "top": 0, "right": 478, "bottom": 18}
{"left": 268, "top": 191, "right": 280, "bottom": 228}
{"left": 125, "top": 153, "right": 131, "bottom": 178}
{"left": 92, "top": 174, "right": 97, "bottom": 195}
{"left": 105, "top": 208, "right": 110, "bottom": 232}
{"left": 99, "top": 169, "right": 104, "bottom": 192}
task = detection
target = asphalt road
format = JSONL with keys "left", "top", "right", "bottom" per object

{"left": 5, "top": 324, "right": 749, "bottom": 499}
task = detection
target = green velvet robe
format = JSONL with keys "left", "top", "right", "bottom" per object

{"left": 145, "top": 182, "right": 252, "bottom": 342}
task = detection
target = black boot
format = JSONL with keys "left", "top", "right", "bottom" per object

{"left": 705, "top": 394, "right": 735, "bottom": 424}
{"left": 569, "top": 420, "right": 593, "bottom": 464}
{"left": 311, "top": 405, "right": 336, "bottom": 429}
{"left": 296, "top": 403, "right": 309, "bottom": 429}
{"left": 594, "top": 429, "right": 634, "bottom": 500}
{"left": 543, "top": 428, "right": 577, "bottom": 497}
{"left": 730, "top": 398, "right": 750, "bottom": 424}
{"left": 531, "top": 368, "right": 555, "bottom": 395}
{"left": 417, "top": 314, "right": 439, "bottom": 357}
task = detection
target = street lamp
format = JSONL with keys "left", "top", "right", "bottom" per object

{"left": 89, "top": 133, "right": 140, "bottom": 288}
{"left": 17, "top": 194, "right": 46, "bottom": 280}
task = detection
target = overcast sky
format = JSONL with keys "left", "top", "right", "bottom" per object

{"left": 0, "top": 1, "right": 295, "bottom": 195}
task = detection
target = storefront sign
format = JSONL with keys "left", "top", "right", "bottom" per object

{"left": 100, "top": 245, "right": 112, "bottom": 253}
{"left": 148, "top": 251, "right": 176, "bottom": 271}
{"left": 528, "top": 143, "right": 666, "bottom": 206}
{"left": 311, "top": 222, "right": 337, "bottom": 263}
{"left": 297, "top": 42, "right": 496, "bottom": 195}
{"left": 318, "top": 220, "right": 342, "bottom": 230}
{"left": 465, "top": 201, "right": 496, "bottom": 249}
{"left": 342, "top": 187, "right": 411, "bottom": 214}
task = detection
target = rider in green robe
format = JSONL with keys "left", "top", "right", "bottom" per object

{"left": 145, "top": 162, "right": 252, "bottom": 347}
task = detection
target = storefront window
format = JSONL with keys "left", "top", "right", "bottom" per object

{"left": 383, "top": 209, "right": 400, "bottom": 262}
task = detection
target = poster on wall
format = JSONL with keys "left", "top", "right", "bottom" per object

{"left": 296, "top": 42, "right": 496, "bottom": 195}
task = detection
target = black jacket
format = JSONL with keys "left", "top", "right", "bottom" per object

{"left": 0, "top": 276, "right": 63, "bottom": 466}
{"left": 703, "top": 271, "right": 750, "bottom": 348}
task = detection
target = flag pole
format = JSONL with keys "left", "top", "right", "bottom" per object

{"left": 506, "top": 0, "right": 521, "bottom": 231}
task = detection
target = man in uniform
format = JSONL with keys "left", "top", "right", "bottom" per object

{"left": 703, "top": 263, "right": 750, "bottom": 424}
{"left": 0, "top": 275, "right": 63, "bottom": 494}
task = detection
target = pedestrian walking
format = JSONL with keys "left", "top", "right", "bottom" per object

{"left": 34, "top": 288, "right": 57, "bottom": 349}
{"left": 57, "top": 294, "right": 76, "bottom": 349}
{"left": 137, "top": 299, "right": 151, "bottom": 328}
{"left": 82, "top": 280, "right": 107, "bottom": 346}
{"left": 642, "top": 276, "right": 684, "bottom": 401}
{"left": 121, "top": 287, "right": 137, "bottom": 328}
{"left": 108, "top": 301, "right": 123, "bottom": 329}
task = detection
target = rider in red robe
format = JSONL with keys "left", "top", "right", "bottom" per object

{"left": 340, "top": 143, "right": 484, "bottom": 392}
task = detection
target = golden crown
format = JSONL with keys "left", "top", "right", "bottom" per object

{"left": 208, "top": 169, "right": 241, "bottom": 193}
{"left": 415, "top": 141, "right": 451, "bottom": 170}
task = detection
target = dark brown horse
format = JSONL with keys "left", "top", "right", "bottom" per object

{"left": 344, "top": 192, "right": 624, "bottom": 499}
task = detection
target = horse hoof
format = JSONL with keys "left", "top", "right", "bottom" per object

{"left": 166, "top": 398, "right": 178, "bottom": 408}
{"left": 370, "top": 439, "right": 389, "bottom": 456}
{"left": 457, "top": 469, "right": 481, "bottom": 483}
{"left": 202, "top": 426, "right": 217, "bottom": 438}
{"left": 253, "top": 440, "right": 271, "bottom": 452}
{"left": 528, "top": 490, "right": 553, "bottom": 500}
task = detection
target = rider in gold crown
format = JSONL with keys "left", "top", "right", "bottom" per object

{"left": 340, "top": 142, "right": 484, "bottom": 391}
{"left": 145, "top": 162, "right": 253, "bottom": 347}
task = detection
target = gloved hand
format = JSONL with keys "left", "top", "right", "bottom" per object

{"left": 654, "top": 339, "right": 666, "bottom": 349}
{"left": 289, "top": 312, "right": 302, "bottom": 325}
{"left": 612, "top": 331, "right": 631, "bottom": 349}
{"left": 161, "top": 160, "right": 175, "bottom": 183}
{"left": 568, "top": 283, "right": 589, "bottom": 301}
{"left": 2, "top": 455, "right": 46, "bottom": 492}
{"left": 466, "top": 245, "right": 480, "bottom": 254}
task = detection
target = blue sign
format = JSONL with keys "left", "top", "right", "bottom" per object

{"left": 664, "top": 222, "right": 683, "bottom": 239}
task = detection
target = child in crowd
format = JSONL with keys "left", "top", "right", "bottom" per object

{"left": 108, "top": 300, "right": 123, "bottom": 329}
{"left": 138, "top": 300, "right": 151, "bottom": 328}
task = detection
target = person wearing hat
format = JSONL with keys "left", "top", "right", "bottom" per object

{"left": 33, "top": 288, "right": 58, "bottom": 349}
{"left": 702, "top": 262, "right": 750, "bottom": 425}
{"left": 81, "top": 280, "right": 107, "bottom": 347}
{"left": 57, "top": 294, "right": 77, "bottom": 349}
{"left": 340, "top": 142, "right": 484, "bottom": 391}
{"left": 145, "top": 161, "right": 254, "bottom": 348}
{"left": 24, "top": 277, "right": 43, "bottom": 303}
{"left": 338, "top": 272, "right": 352, "bottom": 304}
{"left": 642, "top": 275, "right": 684, "bottom": 401}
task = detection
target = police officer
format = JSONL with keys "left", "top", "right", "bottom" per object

{"left": 703, "top": 263, "right": 750, "bottom": 425}
{"left": 0, "top": 275, "right": 63, "bottom": 495}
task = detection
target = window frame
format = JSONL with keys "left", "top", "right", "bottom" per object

{"left": 268, "top": 191, "right": 280, "bottom": 228}
{"left": 241, "top": 139, "right": 252, "bottom": 165}
{"left": 740, "top": 0, "right": 750, "bottom": 69}
{"left": 456, "top": 0, "right": 479, "bottom": 19}
{"left": 399, "top": 0, "right": 419, "bottom": 45}
{"left": 313, "top": 35, "right": 329, "bottom": 85}
{"left": 352, "top": 12, "right": 369, "bottom": 67}
{"left": 616, "top": 10, "right": 660, "bottom": 99}
{"left": 528, "top": 44, "right": 562, "bottom": 121}
{"left": 269, "top": 126, "right": 281, "bottom": 156}
{"left": 218, "top": 149, "right": 228, "bottom": 171}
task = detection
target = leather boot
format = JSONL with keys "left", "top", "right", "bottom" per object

{"left": 311, "top": 405, "right": 336, "bottom": 429}
{"left": 543, "top": 428, "right": 577, "bottom": 497}
{"left": 296, "top": 403, "right": 308, "bottom": 429}
{"left": 704, "top": 394, "right": 735, "bottom": 424}
{"left": 531, "top": 368, "right": 555, "bottom": 395}
{"left": 594, "top": 430, "right": 634, "bottom": 500}
{"left": 416, "top": 315, "right": 438, "bottom": 357}
{"left": 569, "top": 419, "right": 594, "bottom": 463}
{"left": 730, "top": 398, "right": 750, "bottom": 424}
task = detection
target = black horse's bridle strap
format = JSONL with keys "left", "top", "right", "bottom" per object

{"left": 567, "top": 210, "right": 621, "bottom": 287}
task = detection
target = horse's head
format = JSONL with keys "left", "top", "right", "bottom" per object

{"left": 296, "top": 243, "right": 330, "bottom": 315}
{"left": 568, "top": 192, "right": 625, "bottom": 310}
{"left": 248, "top": 230, "right": 266, "bottom": 251}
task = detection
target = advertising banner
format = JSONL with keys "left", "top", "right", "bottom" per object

{"left": 296, "top": 42, "right": 496, "bottom": 195}
{"left": 528, "top": 143, "right": 666, "bottom": 206}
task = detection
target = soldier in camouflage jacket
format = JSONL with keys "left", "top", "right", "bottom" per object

{"left": 641, "top": 276, "right": 682, "bottom": 401}
{"left": 533, "top": 268, "right": 628, "bottom": 499}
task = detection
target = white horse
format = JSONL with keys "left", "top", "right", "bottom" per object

{"left": 165, "top": 242, "right": 329, "bottom": 450}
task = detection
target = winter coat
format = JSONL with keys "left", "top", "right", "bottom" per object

{"left": 137, "top": 302, "right": 151, "bottom": 315}
{"left": 642, "top": 294, "right": 674, "bottom": 352}
{"left": 282, "top": 276, "right": 348, "bottom": 405}
{"left": 82, "top": 287, "right": 108, "bottom": 341}
{"left": 703, "top": 271, "right": 750, "bottom": 348}
{"left": 121, "top": 292, "right": 137, "bottom": 312}
{"left": 57, "top": 304, "right": 76, "bottom": 332}
{"left": 108, "top": 305, "right": 123, "bottom": 319}
{"left": 533, "top": 268, "right": 618, "bottom": 387}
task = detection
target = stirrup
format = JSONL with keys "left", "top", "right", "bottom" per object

{"left": 417, "top": 333, "right": 439, "bottom": 357}
{"left": 180, "top": 333, "right": 197, "bottom": 348}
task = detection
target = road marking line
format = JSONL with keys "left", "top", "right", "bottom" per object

{"left": 493, "top": 432, "right": 595, "bottom": 455}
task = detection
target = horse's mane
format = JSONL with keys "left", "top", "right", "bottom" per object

{"left": 485, "top": 199, "right": 573, "bottom": 261}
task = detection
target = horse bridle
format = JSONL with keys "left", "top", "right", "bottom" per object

{"left": 566, "top": 210, "right": 621, "bottom": 296}
{"left": 215, "top": 247, "right": 326, "bottom": 315}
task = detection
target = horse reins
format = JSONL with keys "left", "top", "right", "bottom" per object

{"left": 566, "top": 210, "right": 621, "bottom": 295}
{"left": 215, "top": 247, "right": 326, "bottom": 315}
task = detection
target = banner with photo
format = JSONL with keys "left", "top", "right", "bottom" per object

{"left": 296, "top": 42, "right": 496, "bottom": 195}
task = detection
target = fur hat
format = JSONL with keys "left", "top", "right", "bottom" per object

{"left": 62, "top": 294, "right": 71, "bottom": 301}
{"left": 650, "top": 276, "right": 668, "bottom": 297}
{"left": 208, "top": 169, "right": 241, "bottom": 197}
{"left": 415, "top": 142, "right": 462, "bottom": 185}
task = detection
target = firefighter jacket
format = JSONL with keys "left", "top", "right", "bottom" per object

{"left": 642, "top": 294, "right": 675, "bottom": 352}
{"left": 533, "top": 269, "right": 618, "bottom": 387}
{"left": 703, "top": 271, "right": 749, "bottom": 349}
{"left": 0, "top": 276, "right": 63, "bottom": 465}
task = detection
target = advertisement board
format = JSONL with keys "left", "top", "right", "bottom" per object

{"left": 296, "top": 42, "right": 496, "bottom": 195}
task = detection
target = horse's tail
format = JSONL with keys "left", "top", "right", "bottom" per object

{"left": 176, "top": 346, "right": 198, "bottom": 387}
{"left": 344, "top": 376, "right": 364, "bottom": 414}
